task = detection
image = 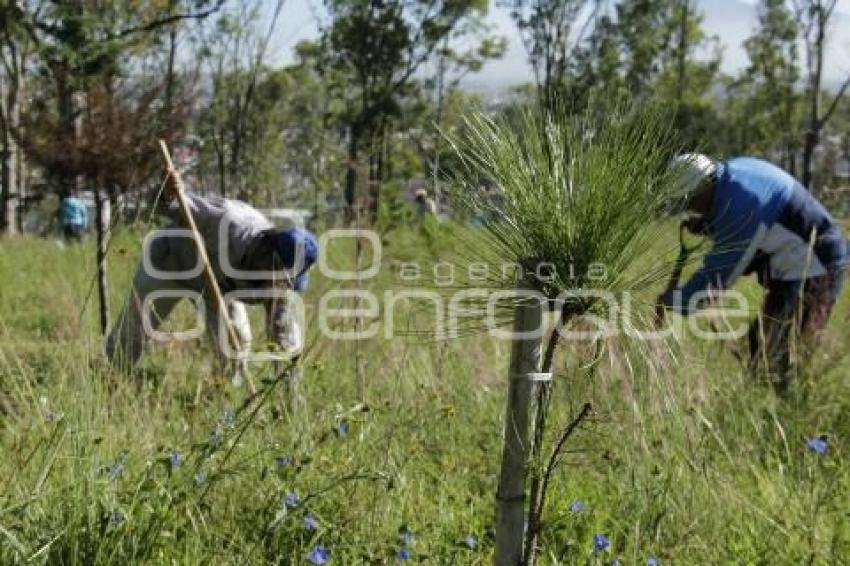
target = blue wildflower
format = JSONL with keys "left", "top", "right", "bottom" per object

{"left": 109, "top": 462, "right": 124, "bottom": 479}
{"left": 284, "top": 491, "right": 301, "bottom": 509}
{"left": 647, "top": 558, "right": 660, "bottom": 566}
{"left": 609, "top": 560, "right": 622, "bottom": 566}
{"left": 807, "top": 436, "right": 828, "bottom": 455}
{"left": 209, "top": 429, "right": 223, "bottom": 447}
{"left": 195, "top": 472, "right": 207, "bottom": 486}
{"left": 45, "top": 409, "right": 59, "bottom": 423}
{"left": 398, "top": 528, "right": 414, "bottom": 546}
{"left": 335, "top": 421, "right": 349, "bottom": 438}
{"left": 569, "top": 500, "right": 586, "bottom": 513}
{"left": 593, "top": 533, "right": 611, "bottom": 552}
{"left": 109, "top": 511, "right": 125, "bottom": 527}
{"left": 463, "top": 535, "right": 477, "bottom": 550}
{"left": 169, "top": 450, "right": 181, "bottom": 469}
{"left": 306, "top": 544, "right": 330, "bottom": 565}
{"left": 397, "top": 547, "right": 411, "bottom": 562}
{"left": 220, "top": 409, "right": 235, "bottom": 428}
{"left": 276, "top": 455, "right": 294, "bottom": 469}
{"left": 304, "top": 512, "right": 319, "bottom": 531}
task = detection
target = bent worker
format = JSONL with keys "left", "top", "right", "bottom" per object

{"left": 414, "top": 188, "right": 437, "bottom": 218}
{"left": 657, "top": 154, "right": 847, "bottom": 391}
{"left": 60, "top": 193, "right": 88, "bottom": 242}
{"left": 106, "top": 187, "right": 319, "bottom": 388}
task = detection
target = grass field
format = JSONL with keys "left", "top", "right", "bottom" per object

{"left": 0, "top": 225, "right": 848, "bottom": 564}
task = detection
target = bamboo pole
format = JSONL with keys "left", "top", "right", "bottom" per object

{"left": 158, "top": 140, "right": 256, "bottom": 395}
{"left": 495, "top": 281, "right": 544, "bottom": 566}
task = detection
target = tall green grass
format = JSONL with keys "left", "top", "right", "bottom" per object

{"left": 0, "top": 228, "right": 848, "bottom": 564}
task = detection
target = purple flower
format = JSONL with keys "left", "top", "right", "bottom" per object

{"left": 109, "top": 511, "right": 125, "bottom": 527}
{"left": 276, "top": 455, "right": 294, "bottom": 469}
{"left": 807, "top": 436, "right": 828, "bottom": 455}
{"left": 169, "top": 450, "right": 181, "bottom": 469}
{"left": 306, "top": 545, "right": 330, "bottom": 565}
{"left": 463, "top": 535, "right": 477, "bottom": 550}
{"left": 209, "top": 429, "right": 223, "bottom": 447}
{"left": 569, "top": 500, "right": 586, "bottom": 513}
{"left": 195, "top": 472, "right": 207, "bottom": 486}
{"left": 647, "top": 558, "right": 660, "bottom": 566}
{"left": 593, "top": 533, "right": 611, "bottom": 552}
{"left": 609, "top": 560, "right": 622, "bottom": 566}
{"left": 335, "top": 421, "right": 349, "bottom": 438}
{"left": 220, "top": 409, "right": 235, "bottom": 428}
{"left": 304, "top": 512, "right": 319, "bottom": 531}
{"left": 109, "top": 462, "right": 124, "bottom": 479}
{"left": 397, "top": 547, "right": 412, "bottom": 561}
{"left": 45, "top": 409, "right": 59, "bottom": 423}
{"left": 284, "top": 491, "right": 301, "bottom": 509}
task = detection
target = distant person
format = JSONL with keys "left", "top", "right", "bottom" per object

{"left": 106, "top": 185, "right": 319, "bottom": 387}
{"left": 657, "top": 154, "right": 848, "bottom": 390}
{"left": 60, "top": 194, "right": 88, "bottom": 241}
{"left": 415, "top": 189, "right": 437, "bottom": 218}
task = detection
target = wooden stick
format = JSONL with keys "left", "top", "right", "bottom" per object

{"left": 158, "top": 140, "right": 256, "bottom": 395}
{"left": 494, "top": 280, "right": 544, "bottom": 566}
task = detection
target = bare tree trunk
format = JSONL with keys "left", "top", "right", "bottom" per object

{"left": 800, "top": 1, "right": 828, "bottom": 191}
{"left": 802, "top": 21, "right": 822, "bottom": 191}
{"left": 676, "top": 0, "right": 690, "bottom": 107}
{"left": 1, "top": 69, "right": 19, "bottom": 235}
{"left": 93, "top": 188, "right": 110, "bottom": 335}
{"left": 345, "top": 125, "right": 359, "bottom": 224}
{"left": 432, "top": 37, "right": 448, "bottom": 210}
{"left": 15, "top": 67, "right": 27, "bottom": 233}
{"left": 165, "top": 23, "right": 178, "bottom": 111}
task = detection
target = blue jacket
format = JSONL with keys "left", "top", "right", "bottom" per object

{"left": 61, "top": 197, "right": 88, "bottom": 229}
{"left": 663, "top": 157, "right": 846, "bottom": 314}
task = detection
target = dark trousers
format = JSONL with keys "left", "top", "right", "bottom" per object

{"left": 748, "top": 269, "right": 845, "bottom": 390}
{"left": 63, "top": 224, "right": 85, "bottom": 241}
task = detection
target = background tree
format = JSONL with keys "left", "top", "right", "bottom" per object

{"left": 502, "top": 0, "right": 602, "bottom": 115}
{"left": 195, "top": 0, "right": 285, "bottom": 201}
{"left": 321, "top": 0, "right": 492, "bottom": 222}
{"left": 0, "top": 1, "right": 38, "bottom": 235}
{"left": 792, "top": 0, "right": 850, "bottom": 190}
{"left": 732, "top": 0, "right": 801, "bottom": 170}
{"left": 17, "top": 0, "right": 220, "bottom": 333}
{"left": 427, "top": 19, "right": 505, "bottom": 208}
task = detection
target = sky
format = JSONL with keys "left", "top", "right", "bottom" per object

{"left": 269, "top": 0, "right": 850, "bottom": 92}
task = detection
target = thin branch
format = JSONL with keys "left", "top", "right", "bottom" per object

{"left": 818, "top": 73, "right": 850, "bottom": 128}
{"left": 114, "top": 0, "right": 227, "bottom": 39}
{"left": 523, "top": 402, "right": 593, "bottom": 565}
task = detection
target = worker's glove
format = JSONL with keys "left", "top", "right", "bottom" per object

{"left": 273, "top": 316, "right": 303, "bottom": 355}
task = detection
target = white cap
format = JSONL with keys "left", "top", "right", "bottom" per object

{"left": 669, "top": 153, "right": 717, "bottom": 197}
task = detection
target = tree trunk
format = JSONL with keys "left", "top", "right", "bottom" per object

{"left": 165, "top": 24, "right": 178, "bottom": 111}
{"left": 93, "top": 189, "right": 111, "bottom": 335}
{"left": 15, "top": 69, "right": 27, "bottom": 233}
{"left": 345, "top": 125, "right": 359, "bottom": 225}
{"left": 801, "top": 4, "right": 828, "bottom": 191}
{"left": 495, "top": 282, "right": 543, "bottom": 566}
{"left": 432, "top": 39, "right": 447, "bottom": 209}
{"left": 369, "top": 130, "right": 385, "bottom": 223}
{"left": 1, "top": 71, "right": 19, "bottom": 235}
{"left": 676, "top": 0, "right": 690, "bottom": 107}
{"left": 802, "top": 129, "right": 817, "bottom": 189}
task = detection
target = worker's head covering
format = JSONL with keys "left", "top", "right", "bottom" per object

{"left": 666, "top": 153, "right": 718, "bottom": 213}
{"left": 272, "top": 227, "right": 319, "bottom": 292}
